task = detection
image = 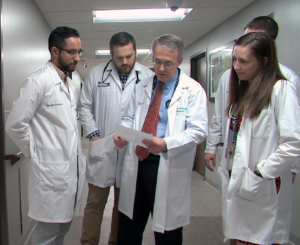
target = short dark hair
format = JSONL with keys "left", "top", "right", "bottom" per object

{"left": 109, "top": 32, "right": 136, "bottom": 53}
{"left": 245, "top": 16, "right": 279, "bottom": 40}
{"left": 48, "top": 26, "right": 80, "bottom": 52}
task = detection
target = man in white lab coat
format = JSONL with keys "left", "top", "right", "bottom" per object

{"left": 205, "top": 16, "right": 300, "bottom": 180}
{"left": 78, "top": 32, "right": 153, "bottom": 245}
{"left": 5, "top": 26, "right": 86, "bottom": 245}
{"left": 114, "top": 34, "right": 208, "bottom": 245}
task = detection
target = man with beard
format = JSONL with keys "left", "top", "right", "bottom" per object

{"left": 78, "top": 31, "right": 154, "bottom": 245}
{"left": 5, "top": 26, "right": 86, "bottom": 245}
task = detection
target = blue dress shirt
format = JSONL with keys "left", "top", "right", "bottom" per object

{"left": 150, "top": 69, "right": 179, "bottom": 138}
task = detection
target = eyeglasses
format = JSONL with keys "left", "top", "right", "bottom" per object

{"left": 153, "top": 59, "right": 178, "bottom": 68}
{"left": 57, "top": 47, "right": 84, "bottom": 57}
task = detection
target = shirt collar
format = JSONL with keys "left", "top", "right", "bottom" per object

{"left": 51, "top": 61, "right": 70, "bottom": 82}
{"left": 118, "top": 72, "right": 130, "bottom": 83}
{"left": 163, "top": 69, "right": 179, "bottom": 89}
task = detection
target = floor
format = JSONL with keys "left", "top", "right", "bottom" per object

{"left": 63, "top": 138, "right": 230, "bottom": 245}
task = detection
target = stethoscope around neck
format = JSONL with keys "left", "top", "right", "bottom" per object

{"left": 151, "top": 68, "right": 180, "bottom": 108}
{"left": 98, "top": 60, "right": 140, "bottom": 88}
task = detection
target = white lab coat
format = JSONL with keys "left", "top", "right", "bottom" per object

{"left": 118, "top": 70, "right": 208, "bottom": 232}
{"left": 5, "top": 61, "right": 86, "bottom": 223}
{"left": 219, "top": 80, "right": 300, "bottom": 244}
{"left": 78, "top": 61, "right": 154, "bottom": 188}
{"left": 205, "top": 64, "right": 300, "bottom": 172}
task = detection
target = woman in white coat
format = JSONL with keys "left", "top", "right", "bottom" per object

{"left": 216, "top": 32, "right": 300, "bottom": 245}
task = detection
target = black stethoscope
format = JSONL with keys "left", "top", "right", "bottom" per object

{"left": 98, "top": 60, "right": 140, "bottom": 88}
{"left": 151, "top": 68, "right": 180, "bottom": 108}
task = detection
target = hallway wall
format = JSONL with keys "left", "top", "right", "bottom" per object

{"left": 3, "top": 0, "right": 83, "bottom": 154}
{"left": 3, "top": 0, "right": 51, "bottom": 154}
{"left": 181, "top": 0, "right": 300, "bottom": 243}
{"left": 2, "top": 0, "right": 83, "bottom": 244}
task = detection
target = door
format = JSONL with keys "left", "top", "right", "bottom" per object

{"left": 191, "top": 52, "right": 207, "bottom": 176}
{"left": 0, "top": 0, "right": 8, "bottom": 245}
{"left": 0, "top": 0, "right": 9, "bottom": 244}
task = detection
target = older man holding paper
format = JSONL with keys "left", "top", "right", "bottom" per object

{"left": 114, "top": 34, "right": 208, "bottom": 245}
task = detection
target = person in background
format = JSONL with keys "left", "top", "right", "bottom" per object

{"left": 114, "top": 34, "right": 208, "bottom": 245}
{"left": 5, "top": 26, "right": 86, "bottom": 245}
{"left": 205, "top": 16, "right": 300, "bottom": 183}
{"left": 218, "top": 32, "right": 300, "bottom": 245}
{"left": 78, "top": 31, "right": 154, "bottom": 245}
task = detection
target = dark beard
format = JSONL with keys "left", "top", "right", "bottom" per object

{"left": 59, "top": 63, "right": 76, "bottom": 72}
{"left": 58, "top": 56, "right": 76, "bottom": 72}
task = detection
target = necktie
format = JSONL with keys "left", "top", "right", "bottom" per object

{"left": 135, "top": 81, "right": 163, "bottom": 161}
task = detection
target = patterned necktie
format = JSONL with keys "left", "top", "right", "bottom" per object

{"left": 135, "top": 81, "right": 164, "bottom": 161}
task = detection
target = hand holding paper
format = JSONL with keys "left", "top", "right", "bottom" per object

{"left": 116, "top": 124, "right": 154, "bottom": 148}
{"left": 142, "top": 137, "right": 167, "bottom": 155}
{"left": 114, "top": 134, "right": 128, "bottom": 147}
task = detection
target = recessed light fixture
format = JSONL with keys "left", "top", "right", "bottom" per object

{"left": 95, "top": 49, "right": 152, "bottom": 55}
{"left": 211, "top": 47, "right": 233, "bottom": 53}
{"left": 93, "top": 8, "right": 192, "bottom": 23}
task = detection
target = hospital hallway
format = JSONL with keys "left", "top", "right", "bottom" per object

{"left": 62, "top": 138, "right": 230, "bottom": 245}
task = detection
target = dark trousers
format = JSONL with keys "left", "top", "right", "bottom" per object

{"left": 118, "top": 155, "right": 183, "bottom": 245}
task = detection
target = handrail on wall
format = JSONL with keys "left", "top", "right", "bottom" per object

{"left": 5, "top": 152, "right": 22, "bottom": 166}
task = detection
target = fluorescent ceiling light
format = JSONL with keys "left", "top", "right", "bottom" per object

{"left": 93, "top": 8, "right": 193, "bottom": 23}
{"left": 96, "top": 49, "right": 152, "bottom": 55}
{"left": 222, "top": 48, "right": 233, "bottom": 52}
{"left": 211, "top": 47, "right": 233, "bottom": 53}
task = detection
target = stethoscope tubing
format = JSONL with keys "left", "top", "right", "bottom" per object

{"left": 100, "top": 60, "right": 140, "bottom": 87}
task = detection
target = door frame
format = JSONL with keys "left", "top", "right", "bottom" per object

{"left": 0, "top": 0, "right": 9, "bottom": 244}
{"left": 190, "top": 49, "right": 207, "bottom": 176}
{"left": 190, "top": 48, "right": 207, "bottom": 84}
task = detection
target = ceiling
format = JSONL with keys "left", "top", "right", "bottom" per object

{"left": 33, "top": 0, "right": 255, "bottom": 80}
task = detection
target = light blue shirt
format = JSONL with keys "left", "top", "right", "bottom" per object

{"left": 150, "top": 69, "right": 179, "bottom": 138}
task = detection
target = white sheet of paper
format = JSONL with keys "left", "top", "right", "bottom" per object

{"left": 116, "top": 124, "right": 153, "bottom": 148}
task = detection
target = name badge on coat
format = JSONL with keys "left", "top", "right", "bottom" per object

{"left": 98, "top": 81, "right": 110, "bottom": 87}
{"left": 176, "top": 108, "right": 187, "bottom": 116}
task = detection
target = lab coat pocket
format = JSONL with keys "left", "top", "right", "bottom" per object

{"left": 248, "top": 108, "right": 272, "bottom": 139}
{"left": 237, "top": 167, "right": 273, "bottom": 201}
{"left": 89, "top": 138, "right": 105, "bottom": 160}
{"left": 168, "top": 168, "right": 189, "bottom": 197}
{"left": 39, "top": 160, "right": 70, "bottom": 191}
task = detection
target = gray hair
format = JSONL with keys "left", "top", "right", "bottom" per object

{"left": 152, "top": 34, "right": 184, "bottom": 59}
